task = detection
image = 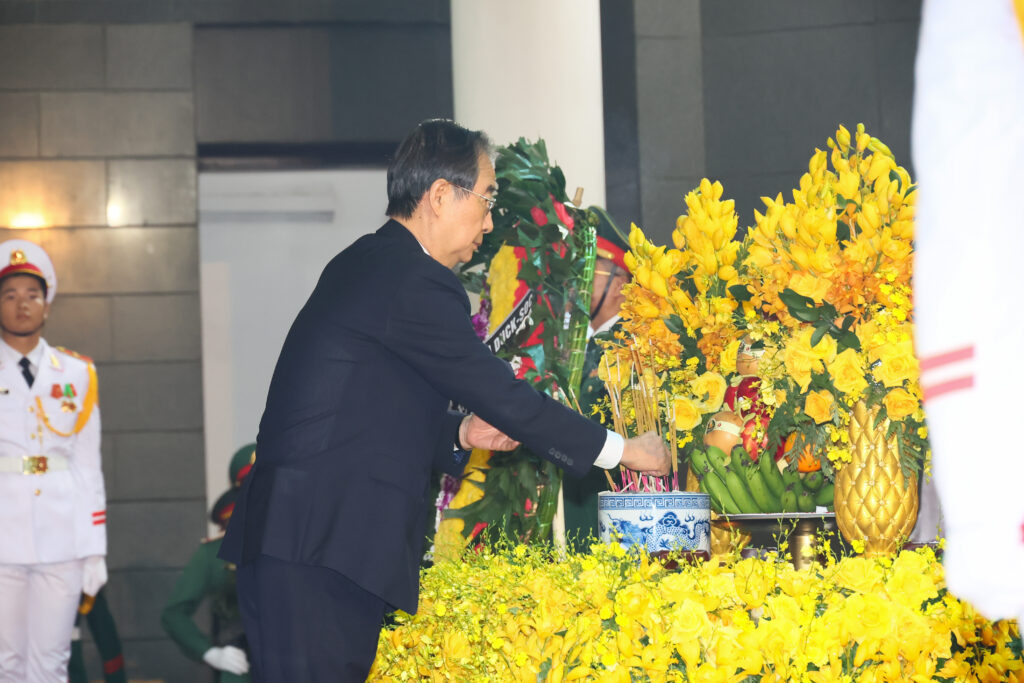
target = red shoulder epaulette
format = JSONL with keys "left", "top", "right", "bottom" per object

{"left": 54, "top": 346, "right": 94, "bottom": 364}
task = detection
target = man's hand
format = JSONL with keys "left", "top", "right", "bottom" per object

{"left": 460, "top": 415, "right": 520, "bottom": 452}
{"left": 203, "top": 646, "right": 250, "bottom": 675}
{"left": 619, "top": 431, "right": 671, "bottom": 476}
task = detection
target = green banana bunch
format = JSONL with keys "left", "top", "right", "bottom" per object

{"left": 759, "top": 452, "right": 786, "bottom": 499}
{"left": 704, "top": 445, "right": 730, "bottom": 482}
{"left": 802, "top": 470, "right": 824, "bottom": 492}
{"left": 742, "top": 463, "right": 779, "bottom": 513}
{"left": 701, "top": 469, "right": 741, "bottom": 515}
{"left": 814, "top": 483, "right": 835, "bottom": 509}
{"left": 780, "top": 485, "right": 798, "bottom": 513}
{"left": 723, "top": 464, "right": 761, "bottom": 514}
{"left": 690, "top": 447, "right": 741, "bottom": 515}
{"left": 797, "top": 487, "right": 816, "bottom": 512}
{"left": 689, "top": 447, "right": 713, "bottom": 478}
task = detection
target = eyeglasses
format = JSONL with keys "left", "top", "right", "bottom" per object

{"left": 452, "top": 184, "right": 496, "bottom": 212}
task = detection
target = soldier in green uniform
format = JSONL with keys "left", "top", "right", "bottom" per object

{"left": 563, "top": 214, "right": 631, "bottom": 551}
{"left": 161, "top": 444, "right": 255, "bottom": 682}
{"left": 68, "top": 588, "right": 126, "bottom": 683}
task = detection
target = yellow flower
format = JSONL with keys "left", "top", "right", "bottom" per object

{"left": 790, "top": 272, "right": 831, "bottom": 302}
{"left": 873, "top": 339, "right": 918, "bottom": 388}
{"left": 882, "top": 387, "right": 918, "bottom": 420}
{"left": 733, "top": 557, "right": 770, "bottom": 608}
{"left": 719, "top": 338, "right": 740, "bottom": 375}
{"left": 598, "top": 351, "right": 632, "bottom": 390}
{"left": 486, "top": 245, "right": 520, "bottom": 333}
{"left": 835, "top": 169, "right": 860, "bottom": 198}
{"left": 832, "top": 556, "right": 883, "bottom": 594}
{"left": 804, "top": 389, "right": 834, "bottom": 424}
{"left": 671, "top": 395, "right": 702, "bottom": 431}
{"left": 443, "top": 629, "right": 472, "bottom": 662}
{"left": 692, "top": 372, "right": 727, "bottom": 412}
{"left": 828, "top": 348, "right": 868, "bottom": 397}
{"left": 784, "top": 328, "right": 833, "bottom": 391}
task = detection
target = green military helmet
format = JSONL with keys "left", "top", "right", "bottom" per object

{"left": 210, "top": 487, "right": 239, "bottom": 528}
{"left": 228, "top": 442, "right": 256, "bottom": 487}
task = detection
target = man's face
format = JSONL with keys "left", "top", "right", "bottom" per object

{"left": 590, "top": 259, "right": 626, "bottom": 317}
{"left": 441, "top": 152, "right": 496, "bottom": 267}
{"left": 0, "top": 274, "right": 48, "bottom": 337}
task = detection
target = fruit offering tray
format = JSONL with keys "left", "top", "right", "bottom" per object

{"left": 713, "top": 512, "right": 836, "bottom": 523}
{"left": 712, "top": 512, "right": 838, "bottom": 566}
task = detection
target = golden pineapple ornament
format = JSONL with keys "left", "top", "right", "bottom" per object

{"left": 834, "top": 400, "right": 918, "bottom": 555}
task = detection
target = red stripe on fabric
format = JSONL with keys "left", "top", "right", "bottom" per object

{"left": 104, "top": 654, "right": 124, "bottom": 674}
{"left": 235, "top": 463, "right": 252, "bottom": 484}
{"left": 92, "top": 518, "right": 106, "bottom": 525}
{"left": 919, "top": 346, "right": 974, "bottom": 372}
{"left": 922, "top": 375, "right": 974, "bottom": 402}
{"left": 92, "top": 510, "right": 105, "bottom": 516}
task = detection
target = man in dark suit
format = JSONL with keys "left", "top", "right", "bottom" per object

{"left": 219, "top": 119, "right": 669, "bottom": 682}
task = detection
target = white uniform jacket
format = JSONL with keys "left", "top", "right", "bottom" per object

{"left": 0, "top": 339, "right": 105, "bottom": 564}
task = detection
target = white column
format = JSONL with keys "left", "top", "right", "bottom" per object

{"left": 451, "top": 0, "right": 606, "bottom": 208}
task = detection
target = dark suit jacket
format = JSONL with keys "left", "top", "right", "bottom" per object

{"left": 219, "top": 220, "right": 607, "bottom": 613}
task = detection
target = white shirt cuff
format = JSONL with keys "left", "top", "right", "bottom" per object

{"left": 593, "top": 430, "right": 624, "bottom": 469}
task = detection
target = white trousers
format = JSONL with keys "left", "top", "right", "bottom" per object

{"left": 0, "top": 560, "right": 84, "bottom": 683}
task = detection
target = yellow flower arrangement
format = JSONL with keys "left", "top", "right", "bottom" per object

{"left": 596, "top": 181, "right": 752, "bottom": 474}
{"left": 590, "top": 124, "right": 928, "bottom": 513}
{"left": 743, "top": 125, "right": 927, "bottom": 478}
{"left": 371, "top": 544, "right": 1024, "bottom": 682}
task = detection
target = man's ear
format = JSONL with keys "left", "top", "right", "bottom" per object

{"left": 426, "top": 178, "right": 450, "bottom": 217}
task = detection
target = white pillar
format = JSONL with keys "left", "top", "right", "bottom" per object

{"left": 451, "top": 0, "right": 607, "bottom": 208}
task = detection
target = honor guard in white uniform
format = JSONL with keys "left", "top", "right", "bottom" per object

{"left": 0, "top": 240, "right": 107, "bottom": 683}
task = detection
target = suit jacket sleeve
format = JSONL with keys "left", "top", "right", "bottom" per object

{"left": 382, "top": 261, "right": 606, "bottom": 477}
{"left": 432, "top": 410, "right": 469, "bottom": 476}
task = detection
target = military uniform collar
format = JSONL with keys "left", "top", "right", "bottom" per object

{"left": 588, "top": 314, "right": 621, "bottom": 340}
{"left": 0, "top": 336, "right": 45, "bottom": 371}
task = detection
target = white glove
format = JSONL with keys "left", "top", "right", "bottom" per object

{"left": 81, "top": 555, "right": 107, "bottom": 596}
{"left": 203, "top": 646, "right": 250, "bottom": 675}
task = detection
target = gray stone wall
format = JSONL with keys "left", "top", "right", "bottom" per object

{"left": 0, "top": 23, "right": 208, "bottom": 681}
{"left": 631, "top": 0, "right": 921, "bottom": 244}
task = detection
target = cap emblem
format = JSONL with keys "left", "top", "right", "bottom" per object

{"left": 10, "top": 249, "right": 26, "bottom": 266}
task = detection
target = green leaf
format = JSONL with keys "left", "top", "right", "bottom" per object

{"left": 888, "top": 169, "right": 902, "bottom": 192}
{"left": 728, "top": 283, "right": 753, "bottom": 302}
{"left": 835, "top": 219, "right": 851, "bottom": 243}
{"left": 810, "top": 323, "right": 829, "bottom": 348}
{"left": 779, "top": 288, "right": 821, "bottom": 323}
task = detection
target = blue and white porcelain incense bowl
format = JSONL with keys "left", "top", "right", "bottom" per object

{"left": 597, "top": 491, "right": 712, "bottom": 553}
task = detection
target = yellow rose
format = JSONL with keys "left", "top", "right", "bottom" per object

{"left": 790, "top": 272, "right": 831, "bottom": 302}
{"left": 833, "top": 556, "right": 883, "bottom": 594}
{"left": 873, "top": 339, "right": 918, "bottom": 388}
{"left": 692, "top": 372, "right": 727, "bottom": 412}
{"left": 671, "top": 395, "right": 702, "bottom": 431}
{"left": 882, "top": 387, "right": 918, "bottom": 419}
{"left": 809, "top": 331, "right": 837, "bottom": 363}
{"left": 828, "top": 348, "right": 868, "bottom": 397}
{"left": 719, "top": 339, "right": 740, "bottom": 375}
{"left": 784, "top": 338, "right": 818, "bottom": 392}
{"left": 804, "top": 390, "right": 834, "bottom": 424}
